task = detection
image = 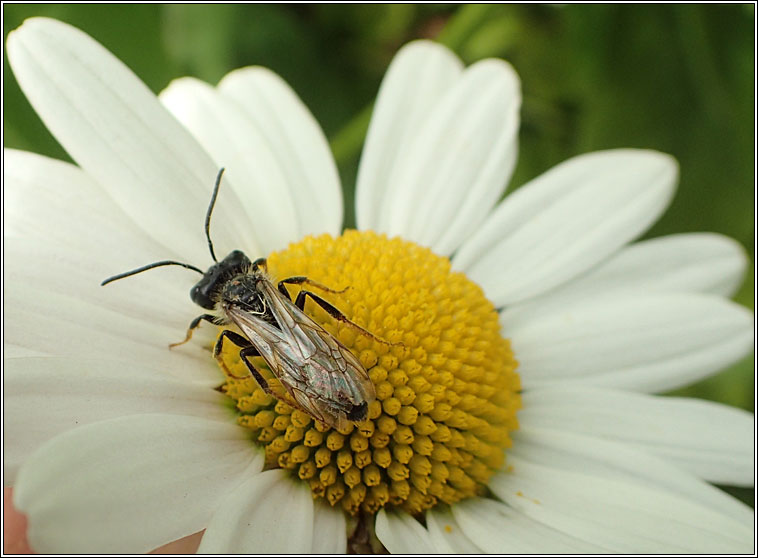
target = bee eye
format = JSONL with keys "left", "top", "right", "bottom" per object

{"left": 190, "top": 282, "right": 216, "bottom": 310}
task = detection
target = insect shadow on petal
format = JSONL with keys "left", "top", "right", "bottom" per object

{"left": 102, "top": 168, "right": 388, "bottom": 430}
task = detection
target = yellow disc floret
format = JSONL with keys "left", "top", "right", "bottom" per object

{"left": 219, "top": 231, "right": 521, "bottom": 515}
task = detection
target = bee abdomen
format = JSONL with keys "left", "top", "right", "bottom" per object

{"left": 346, "top": 401, "right": 368, "bottom": 422}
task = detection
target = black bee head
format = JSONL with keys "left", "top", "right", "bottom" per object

{"left": 190, "top": 250, "right": 251, "bottom": 310}
{"left": 346, "top": 401, "right": 368, "bottom": 422}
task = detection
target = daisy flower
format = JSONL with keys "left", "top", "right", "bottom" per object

{"left": 4, "top": 17, "right": 754, "bottom": 554}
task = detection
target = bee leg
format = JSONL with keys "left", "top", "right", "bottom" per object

{"left": 169, "top": 314, "right": 218, "bottom": 349}
{"left": 213, "top": 330, "right": 258, "bottom": 381}
{"left": 278, "top": 276, "right": 349, "bottom": 299}
{"left": 238, "top": 346, "right": 275, "bottom": 396}
{"left": 238, "top": 345, "right": 304, "bottom": 411}
{"left": 213, "top": 332, "right": 283, "bottom": 401}
{"left": 294, "top": 290, "right": 395, "bottom": 347}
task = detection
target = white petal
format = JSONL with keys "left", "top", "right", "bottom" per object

{"left": 509, "top": 426, "right": 754, "bottom": 524}
{"left": 3, "top": 345, "right": 46, "bottom": 358}
{"left": 160, "top": 77, "right": 297, "bottom": 254}
{"left": 374, "top": 509, "right": 437, "bottom": 554}
{"left": 489, "top": 456, "right": 753, "bottom": 553}
{"left": 454, "top": 149, "right": 678, "bottom": 306}
{"left": 310, "top": 501, "right": 347, "bottom": 553}
{"left": 5, "top": 238, "right": 197, "bottom": 331}
{"left": 219, "top": 66, "right": 343, "bottom": 239}
{"left": 507, "top": 293, "right": 754, "bottom": 392}
{"left": 3, "top": 149, "right": 175, "bottom": 262}
{"left": 6, "top": 17, "right": 254, "bottom": 261}
{"left": 425, "top": 506, "right": 483, "bottom": 553}
{"left": 567, "top": 232, "right": 749, "bottom": 297}
{"left": 519, "top": 387, "right": 754, "bottom": 486}
{"left": 3, "top": 151, "right": 205, "bottom": 332}
{"left": 3, "top": 356, "right": 232, "bottom": 484}
{"left": 4, "top": 279, "right": 222, "bottom": 385}
{"left": 14, "top": 414, "right": 261, "bottom": 553}
{"left": 452, "top": 497, "right": 609, "bottom": 553}
{"left": 356, "top": 40, "right": 463, "bottom": 230}
{"left": 505, "top": 233, "right": 749, "bottom": 325}
{"left": 380, "top": 58, "right": 520, "bottom": 255}
{"left": 198, "top": 469, "right": 314, "bottom": 553}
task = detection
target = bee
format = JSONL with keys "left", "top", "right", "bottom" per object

{"left": 102, "top": 169, "right": 378, "bottom": 430}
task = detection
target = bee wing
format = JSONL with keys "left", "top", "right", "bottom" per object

{"left": 227, "top": 280, "right": 375, "bottom": 430}
{"left": 225, "top": 306, "right": 306, "bottom": 380}
{"left": 229, "top": 305, "right": 354, "bottom": 430}
{"left": 289, "top": 386, "right": 337, "bottom": 427}
{"left": 259, "top": 280, "right": 376, "bottom": 405}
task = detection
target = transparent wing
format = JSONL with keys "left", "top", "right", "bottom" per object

{"left": 258, "top": 278, "right": 376, "bottom": 405}
{"left": 226, "top": 280, "right": 375, "bottom": 429}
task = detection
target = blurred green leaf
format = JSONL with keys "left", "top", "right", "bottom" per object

{"left": 437, "top": 4, "right": 499, "bottom": 51}
{"left": 459, "top": 14, "right": 520, "bottom": 61}
{"left": 162, "top": 4, "right": 241, "bottom": 84}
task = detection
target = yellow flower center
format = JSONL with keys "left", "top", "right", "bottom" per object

{"left": 219, "top": 231, "right": 521, "bottom": 515}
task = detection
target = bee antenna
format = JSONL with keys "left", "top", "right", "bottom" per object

{"left": 101, "top": 260, "right": 205, "bottom": 286}
{"left": 205, "top": 167, "right": 225, "bottom": 264}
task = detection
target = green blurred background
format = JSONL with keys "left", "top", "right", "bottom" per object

{"left": 3, "top": 4, "right": 754, "bottom": 504}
